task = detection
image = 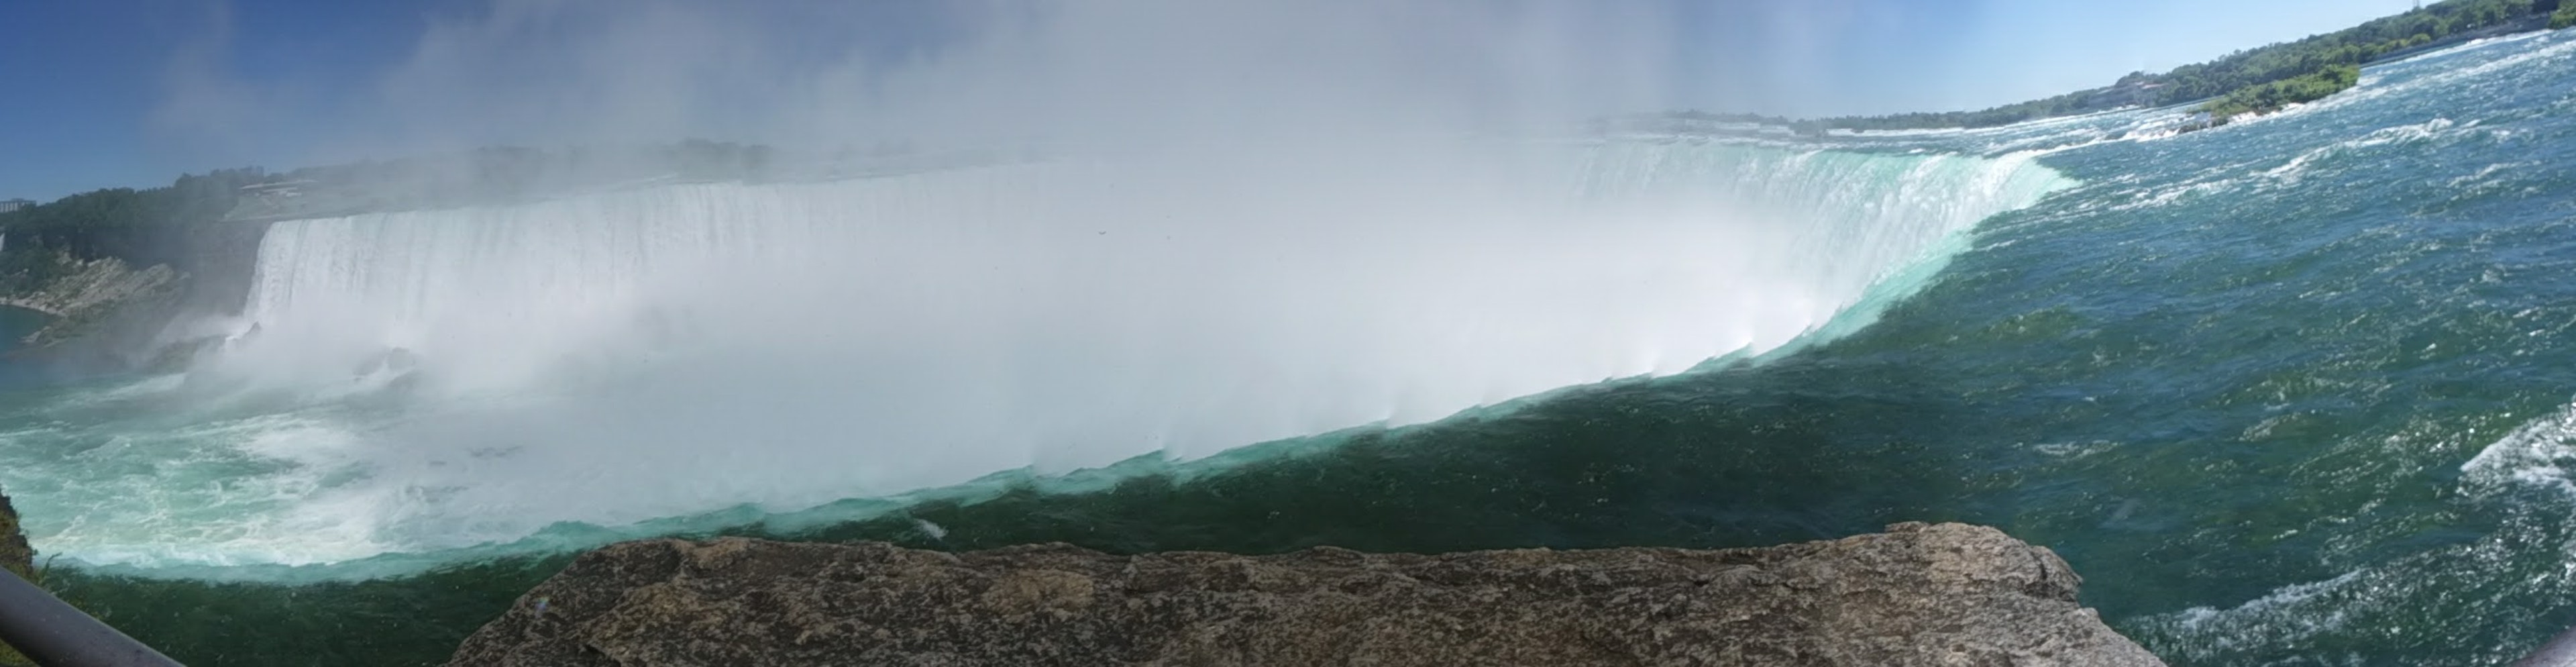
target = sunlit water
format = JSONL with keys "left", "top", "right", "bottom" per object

{"left": 9, "top": 30, "right": 2576, "bottom": 667}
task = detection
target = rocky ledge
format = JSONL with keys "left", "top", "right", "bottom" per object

{"left": 447, "top": 522, "right": 2165, "bottom": 666}
{"left": 1, "top": 488, "right": 35, "bottom": 667}
{"left": 0, "top": 490, "right": 28, "bottom": 580}
{"left": 0, "top": 254, "right": 184, "bottom": 362}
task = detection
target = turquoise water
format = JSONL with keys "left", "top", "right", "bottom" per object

{"left": 0, "top": 307, "right": 46, "bottom": 356}
{"left": 0, "top": 306, "right": 56, "bottom": 391}
{"left": 13, "top": 29, "right": 2576, "bottom": 667}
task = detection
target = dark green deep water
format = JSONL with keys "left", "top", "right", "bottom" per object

{"left": 20, "top": 30, "right": 2576, "bottom": 667}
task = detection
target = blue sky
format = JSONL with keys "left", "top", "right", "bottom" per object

{"left": 0, "top": 0, "right": 2420, "bottom": 202}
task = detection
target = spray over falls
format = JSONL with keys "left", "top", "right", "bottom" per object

{"left": 17, "top": 140, "right": 2070, "bottom": 571}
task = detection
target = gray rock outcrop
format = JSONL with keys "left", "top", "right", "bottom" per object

{"left": 0, "top": 255, "right": 177, "bottom": 322}
{"left": 447, "top": 521, "right": 2165, "bottom": 666}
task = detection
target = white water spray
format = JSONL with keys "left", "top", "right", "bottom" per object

{"left": 17, "top": 140, "right": 2060, "bottom": 569}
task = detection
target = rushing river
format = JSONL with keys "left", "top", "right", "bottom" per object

{"left": 5, "top": 28, "right": 2576, "bottom": 667}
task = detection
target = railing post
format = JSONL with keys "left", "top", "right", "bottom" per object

{"left": 0, "top": 569, "right": 181, "bottom": 667}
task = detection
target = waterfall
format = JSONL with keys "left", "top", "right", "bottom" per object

{"left": 105, "top": 140, "right": 2070, "bottom": 567}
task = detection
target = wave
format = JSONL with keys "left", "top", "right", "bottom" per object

{"left": 2461, "top": 399, "right": 2576, "bottom": 498}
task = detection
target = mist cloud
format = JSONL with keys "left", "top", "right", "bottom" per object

{"left": 78, "top": 0, "right": 2092, "bottom": 570}
{"left": 150, "top": 0, "right": 1936, "bottom": 164}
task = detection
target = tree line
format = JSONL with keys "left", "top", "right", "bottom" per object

{"left": 2141, "top": 0, "right": 2545, "bottom": 116}
{"left": 0, "top": 168, "right": 273, "bottom": 294}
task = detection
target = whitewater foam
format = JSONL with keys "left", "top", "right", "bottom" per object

{"left": 2128, "top": 569, "right": 2371, "bottom": 661}
{"left": 2463, "top": 400, "right": 2576, "bottom": 499}
{"left": 2267, "top": 117, "right": 2474, "bottom": 182}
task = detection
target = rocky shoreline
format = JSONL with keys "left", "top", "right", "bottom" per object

{"left": 0, "top": 255, "right": 179, "bottom": 343}
{"left": 0, "top": 253, "right": 183, "bottom": 368}
{"left": 446, "top": 522, "right": 2165, "bottom": 666}
{"left": 0, "top": 212, "right": 270, "bottom": 374}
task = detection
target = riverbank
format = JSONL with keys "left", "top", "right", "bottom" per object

{"left": 2367, "top": 13, "right": 2552, "bottom": 65}
{"left": 0, "top": 254, "right": 180, "bottom": 358}
{"left": 1644, "top": 0, "right": 2564, "bottom": 134}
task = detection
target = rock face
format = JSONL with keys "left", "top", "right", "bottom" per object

{"left": 0, "top": 254, "right": 184, "bottom": 370}
{"left": 0, "top": 255, "right": 177, "bottom": 323}
{"left": 0, "top": 220, "right": 271, "bottom": 373}
{"left": 1, "top": 487, "right": 36, "bottom": 666}
{"left": 447, "top": 522, "right": 2165, "bottom": 666}
{"left": 0, "top": 489, "right": 28, "bottom": 580}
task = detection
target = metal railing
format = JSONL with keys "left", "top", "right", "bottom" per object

{"left": 2520, "top": 625, "right": 2576, "bottom": 667}
{"left": 0, "top": 569, "right": 180, "bottom": 667}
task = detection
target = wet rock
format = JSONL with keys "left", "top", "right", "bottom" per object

{"left": 0, "top": 490, "right": 29, "bottom": 581}
{"left": 1, "top": 488, "right": 34, "bottom": 666}
{"left": 447, "top": 522, "right": 2165, "bottom": 666}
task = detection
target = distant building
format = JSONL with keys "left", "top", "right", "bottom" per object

{"left": 0, "top": 199, "right": 30, "bottom": 214}
{"left": 239, "top": 181, "right": 313, "bottom": 198}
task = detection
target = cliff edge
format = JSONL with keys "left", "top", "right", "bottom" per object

{"left": 1, "top": 488, "right": 34, "bottom": 666}
{"left": 0, "top": 253, "right": 181, "bottom": 356}
{"left": 446, "top": 522, "right": 2165, "bottom": 667}
{"left": 0, "top": 489, "right": 28, "bottom": 582}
